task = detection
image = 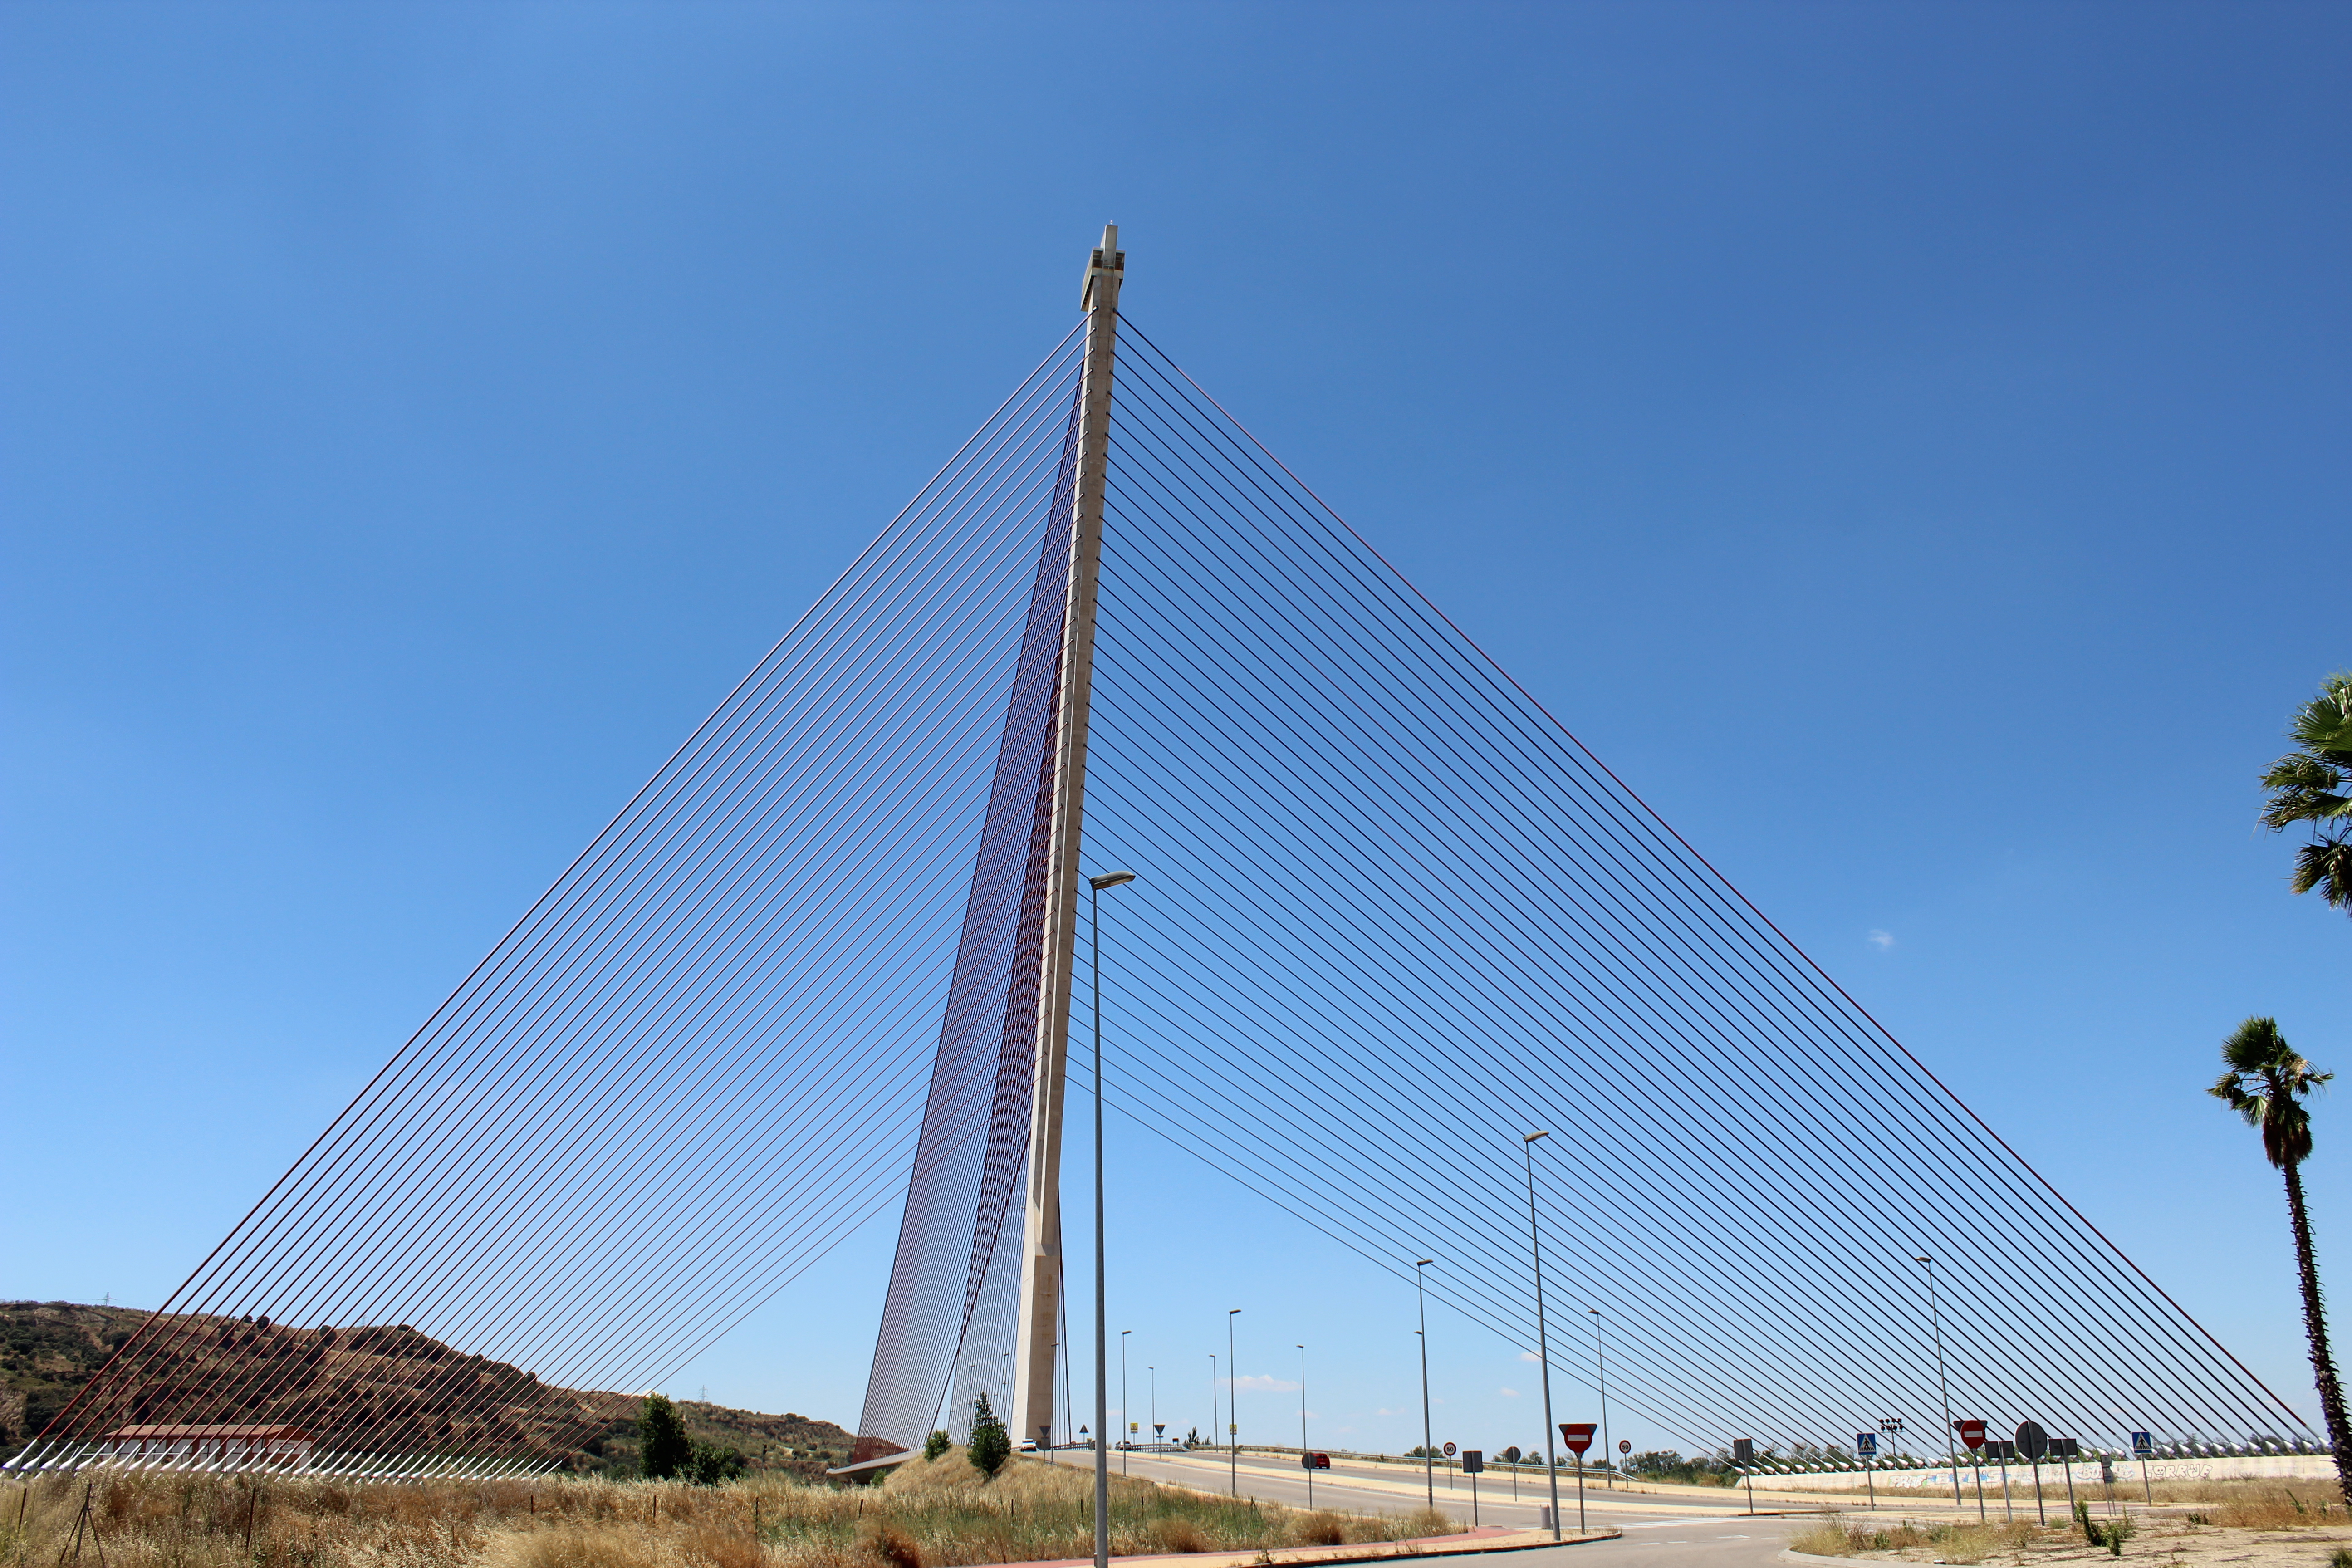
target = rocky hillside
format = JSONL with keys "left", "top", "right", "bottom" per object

{"left": 0, "top": 1301, "right": 851, "bottom": 1475}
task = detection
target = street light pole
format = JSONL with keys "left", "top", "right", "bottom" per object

{"left": 1590, "top": 1308, "right": 1612, "bottom": 1491}
{"left": 1228, "top": 1309, "right": 1241, "bottom": 1497}
{"left": 1914, "top": 1255, "right": 1960, "bottom": 1508}
{"left": 1121, "top": 1330, "right": 1132, "bottom": 1476}
{"left": 1298, "top": 1344, "right": 1310, "bottom": 1509}
{"left": 1088, "top": 869, "right": 1135, "bottom": 1568}
{"left": 1415, "top": 1259, "right": 1436, "bottom": 1509}
{"left": 1525, "top": 1133, "right": 1563, "bottom": 1540}
{"left": 1148, "top": 1365, "right": 1155, "bottom": 1448}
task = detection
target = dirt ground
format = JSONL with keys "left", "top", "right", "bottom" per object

{"left": 1788, "top": 1491, "right": 2352, "bottom": 1568}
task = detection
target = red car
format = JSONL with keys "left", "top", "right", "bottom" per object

{"left": 1299, "top": 1451, "right": 1331, "bottom": 1470}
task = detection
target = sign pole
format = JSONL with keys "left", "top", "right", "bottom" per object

{"left": 1559, "top": 1425, "right": 1596, "bottom": 1535}
{"left": 2017, "top": 1422, "right": 2048, "bottom": 1526}
{"left": 1952, "top": 1420, "right": 1990, "bottom": 1523}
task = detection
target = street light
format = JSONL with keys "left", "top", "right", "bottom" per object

{"left": 1414, "top": 1259, "right": 1436, "bottom": 1509}
{"left": 1525, "top": 1132, "right": 1563, "bottom": 1540}
{"left": 1089, "top": 868, "right": 1136, "bottom": 1568}
{"left": 1915, "top": 1255, "right": 1960, "bottom": 1508}
{"left": 1589, "top": 1308, "right": 1612, "bottom": 1490}
{"left": 1298, "top": 1344, "right": 1310, "bottom": 1509}
{"left": 1121, "top": 1330, "right": 1132, "bottom": 1476}
{"left": 1228, "top": 1309, "right": 1242, "bottom": 1496}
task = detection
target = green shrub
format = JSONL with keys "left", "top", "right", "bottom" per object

{"left": 688, "top": 1441, "right": 745, "bottom": 1485}
{"left": 923, "top": 1430, "right": 951, "bottom": 1462}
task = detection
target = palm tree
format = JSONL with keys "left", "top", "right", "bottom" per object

{"left": 2259, "top": 673, "right": 2352, "bottom": 915}
{"left": 2210, "top": 1016, "right": 2352, "bottom": 1501}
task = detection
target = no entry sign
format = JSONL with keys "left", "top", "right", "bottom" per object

{"left": 1560, "top": 1423, "right": 1597, "bottom": 1455}
{"left": 1954, "top": 1419, "right": 1987, "bottom": 1450}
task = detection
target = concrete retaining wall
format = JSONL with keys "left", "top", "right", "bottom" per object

{"left": 1752, "top": 1455, "right": 2337, "bottom": 1490}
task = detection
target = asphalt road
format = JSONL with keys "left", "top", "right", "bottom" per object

{"left": 1483, "top": 1524, "right": 1808, "bottom": 1568}
{"left": 1076, "top": 1448, "right": 1825, "bottom": 1535}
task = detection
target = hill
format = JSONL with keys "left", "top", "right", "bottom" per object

{"left": 0, "top": 1300, "right": 852, "bottom": 1475}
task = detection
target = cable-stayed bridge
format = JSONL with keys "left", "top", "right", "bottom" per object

{"left": 8, "top": 230, "right": 2314, "bottom": 1481}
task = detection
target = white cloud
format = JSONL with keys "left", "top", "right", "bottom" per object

{"left": 1231, "top": 1374, "right": 1299, "bottom": 1393}
{"left": 1867, "top": 929, "right": 1895, "bottom": 950}
{"left": 1499, "top": 1387, "right": 1521, "bottom": 1398}
{"left": 1519, "top": 1350, "right": 1542, "bottom": 1362}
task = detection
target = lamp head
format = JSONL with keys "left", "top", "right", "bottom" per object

{"left": 1090, "top": 870, "right": 1138, "bottom": 891}
{"left": 1415, "top": 1258, "right": 1434, "bottom": 1267}
{"left": 1913, "top": 1254, "right": 1933, "bottom": 1265}
{"left": 1525, "top": 1130, "right": 1551, "bottom": 1144}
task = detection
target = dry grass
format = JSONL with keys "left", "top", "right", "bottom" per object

{"left": 1789, "top": 1513, "right": 2046, "bottom": 1563}
{"left": 2139, "top": 1481, "right": 2347, "bottom": 1527}
{"left": 1787, "top": 1490, "right": 2352, "bottom": 1568}
{"left": 0, "top": 1452, "right": 1457, "bottom": 1568}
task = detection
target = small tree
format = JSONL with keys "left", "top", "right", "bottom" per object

{"left": 968, "top": 1392, "right": 1011, "bottom": 1478}
{"left": 638, "top": 1393, "right": 694, "bottom": 1480}
{"left": 923, "top": 1430, "right": 952, "bottom": 1461}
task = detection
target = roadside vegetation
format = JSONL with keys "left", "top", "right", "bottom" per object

{"left": 0, "top": 1452, "right": 1460, "bottom": 1568}
{"left": 1788, "top": 1482, "right": 2352, "bottom": 1566}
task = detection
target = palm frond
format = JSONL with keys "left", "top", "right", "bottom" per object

{"left": 2289, "top": 831, "right": 2352, "bottom": 912}
{"left": 2284, "top": 671, "right": 2352, "bottom": 754}
{"left": 2212, "top": 1017, "right": 2330, "bottom": 1168}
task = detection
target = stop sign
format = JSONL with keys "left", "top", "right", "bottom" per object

{"left": 1560, "top": 1422, "right": 1597, "bottom": 1455}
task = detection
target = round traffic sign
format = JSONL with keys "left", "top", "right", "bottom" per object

{"left": 2015, "top": 1421, "right": 2048, "bottom": 1461}
{"left": 1443, "top": 1441, "right": 1457, "bottom": 1456}
{"left": 1619, "top": 1439, "right": 1631, "bottom": 1454}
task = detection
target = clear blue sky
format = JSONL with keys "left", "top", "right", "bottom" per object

{"left": 4, "top": 2, "right": 2345, "bottom": 1458}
